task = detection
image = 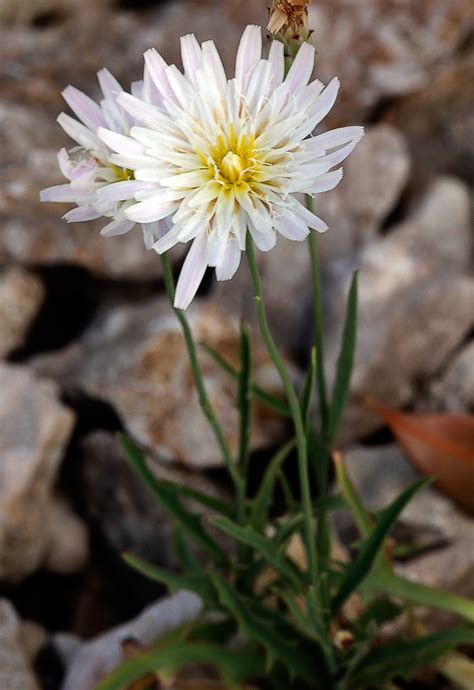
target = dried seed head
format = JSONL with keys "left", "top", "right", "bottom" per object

{"left": 268, "top": 0, "right": 314, "bottom": 59}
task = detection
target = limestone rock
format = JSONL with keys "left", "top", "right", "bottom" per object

{"left": 44, "top": 495, "right": 90, "bottom": 575}
{"left": 80, "top": 431, "right": 230, "bottom": 568}
{"left": 0, "top": 363, "right": 76, "bottom": 581}
{"left": 339, "top": 445, "right": 474, "bottom": 596}
{"left": 32, "top": 299, "right": 289, "bottom": 468}
{"left": 429, "top": 342, "right": 474, "bottom": 413}
{"left": 0, "top": 600, "right": 40, "bottom": 690}
{"left": 0, "top": 267, "right": 44, "bottom": 358}
{"left": 56, "top": 591, "right": 203, "bottom": 690}
{"left": 311, "top": 0, "right": 474, "bottom": 123}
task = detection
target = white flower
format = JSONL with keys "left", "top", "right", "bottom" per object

{"left": 40, "top": 70, "right": 166, "bottom": 249}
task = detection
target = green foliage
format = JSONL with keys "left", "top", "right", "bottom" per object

{"left": 331, "top": 477, "right": 431, "bottom": 613}
{"left": 327, "top": 272, "right": 358, "bottom": 445}
{"left": 100, "top": 244, "right": 474, "bottom": 690}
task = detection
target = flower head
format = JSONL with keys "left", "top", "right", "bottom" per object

{"left": 97, "top": 26, "right": 363, "bottom": 308}
{"left": 40, "top": 70, "right": 165, "bottom": 249}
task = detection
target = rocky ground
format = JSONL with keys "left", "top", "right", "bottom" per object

{"left": 0, "top": 0, "right": 473, "bottom": 688}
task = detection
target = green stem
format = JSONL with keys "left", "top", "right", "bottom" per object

{"left": 307, "top": 197, "right": 329, "bottom": 434}
{"left": 245, "top": 237, "right": 319, "bottom": 594}
{"left": 307, "top": 195, "right": 333, "bottom": 586}
{"left": 160, "top": 254, "right": 245, "bottom": 526}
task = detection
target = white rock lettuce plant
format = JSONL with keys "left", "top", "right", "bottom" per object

{"left": 42, "top": 3, "right": 474, "bottom": 689}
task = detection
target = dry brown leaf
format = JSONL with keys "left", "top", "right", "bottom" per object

{"left": 363, "top": 398, "right": 474, "bottom": 513}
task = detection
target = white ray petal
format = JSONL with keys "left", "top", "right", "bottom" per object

{"left": 174, "top": 233, "right": 208, "bottom": 309}
{"left": 235, "top": 25, "right": 262, "bottom": 90}
{"left": 268, "top": 39, "right": 285, "bottom": 88}
{"left": 98, "top": 127, "right": 145, "bottom": 156}
{"left": 276, "top": 213, "right": 310, "bottom": 241}
{"left": 40, "top": 184, "right": 84, "bottom": 203}
{"left": 313, "top": 168, "right": 344, "bottom": 193}
{"left": 63, "top": 206, "right": 102, "bottom": 222}
{"left": 202, "top": 40, "right": 227, "bottom": 94}
{"left": 62, "top": 86, "right": 107, "bottom": 130}
{"left": 216, "top": 238, "right": 241, "bottom": 281}
{"left": 100, "top": 217, "right": 135, "bottom": 237}
{"left": 291, "top": 199, "right": 329, "bottom": 233}
{"left": 57, "top": 113, "right": 102, "bottom": 152}
{"left": 125, "top": 196, "right": 179, "bottom": 223}
{"left": 285, "top": 42, "right": 316, "bottom": 93}
{"left": 97, "top": 180, "right": 153, "bottom": 202}
{"left": 180, "top": 34, "right": 202, "bottom": 81}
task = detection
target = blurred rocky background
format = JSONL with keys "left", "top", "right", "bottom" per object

{"left": 0, "top": 0, "right": 473, "bottom": 688}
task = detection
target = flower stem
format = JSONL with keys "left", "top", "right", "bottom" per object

{"left": 160, "top": 254, "right": 245, "bottom": 525}
{"left": 306, "top": 196, "right": 329, "bottom": 434}
{"left": 245, "top": 236, "right": 319, "bottom": 594}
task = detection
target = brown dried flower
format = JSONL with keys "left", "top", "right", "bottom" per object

{"left": 268, "top": 0, "right": 311, "bottom": 36}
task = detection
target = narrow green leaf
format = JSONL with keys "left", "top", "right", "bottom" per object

{"left": 327, "top": 273, "right": 358, "bottom": 444}
{"left": 211, "top": 516, "right": 304, "bottom": 590}
{"left": 172, "top": 527, "right": 201, "bottom": 574}
{"left": 123, "top": 552, "right": 217, "bottom": 608}
{"left": 300, "top": 347, "right": 316, "bottom": 430}
{"left": 346, "top": 629, "right": 474, "bottom": 689}
{"left": 237, "top": 323, "right": 252, "bottom": 475}
{"left": 95, "top": 639, "right": 265, "bottom": 690}
{"left": 119, "top": 434, "right": 228, "bottom": 566}
{"left": 366, "top": 569, "right": 474, "bottom": 623}
{"left": 202, "top": 343, "right": 291, "bottom": 417}
{"left": 210, "top": 573, "right": 323, "bottom": 685}
{"left": 159, "top": 479, "right": 234, "bottom": 518}
{"left": 335, "top": 452, "right": 373, "bottom": 537}
{"left": 251, "top": 439, "right": 295, "bottom": 532}
{"left": 331, "top": 477, "right": 431, "bottom": 613}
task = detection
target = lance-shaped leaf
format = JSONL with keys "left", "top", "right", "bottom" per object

{"left": 345, "top": 628, "right": 474, "bottom": 689}
{"left": 123, "top": 553, "right": 217, "bottom": 608}
{"left": 331, "top": 476, "right": 430, "bottom": 613}
{"left": 327, "top": 273, "right": 358, "bottom": 445}
{"left": 119, "top": 434, "right": 228, "bottom": 566}
{"left": 251, "top": 439, "right": 295, "bottom": 532}
{"left": 211, "top": 516, "right": 304, "bottom": 590}
{"left": 95, "top": 638, "right": 265, "bottom": 690}
{"left": 300, "top": 347, "right": 316, "bottom": 430}
{"left": 238, "top": 322, "right": 253, "bottom": 474}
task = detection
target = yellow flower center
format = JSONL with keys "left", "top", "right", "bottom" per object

{"left": 197, "top": 127, "right": 261, "bottom": 189}
{"left": 220, "top": 151, "right": 245, "bottom": 183}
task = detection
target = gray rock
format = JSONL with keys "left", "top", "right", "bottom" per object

{"left": 0, "top": 267, "right": 44, "bottom": 358}
{"left": 316, "top": 125, "right": 411, "bottom": 260}
{"left": 81, "top": 431, "right": 230, "bottom": 568}
{"left": 310, "top": 0, "right": 474, "bottom": 123}
{"left": 0, "top": 600, "right": 40, "bottom": 690}
{"left": 32, "top": 298, "right": 289, "bottom": 468}
{"left": 0, "top": 363, "right": 77, "bottom": 581}
{"left": 325, "top": 176, "right": 474, "bottom": 443}
{"left": 429, "top": 342, "right": 474, "bottom": 413}
{"left": 340, "top": 444, "right": 474, "bottom": 596}
{"left": 216, "top": 125, "right": 410, "bottom": 352}
{"left": 56, "top": 591, "right": 203, "bottom": 690}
